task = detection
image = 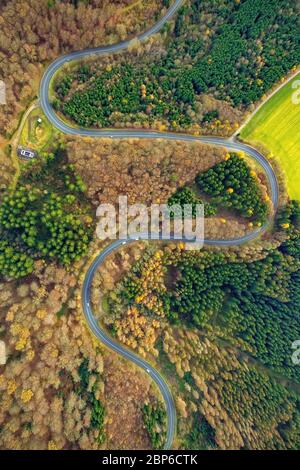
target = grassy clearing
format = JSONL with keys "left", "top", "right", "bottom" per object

{"left": 120, "top": 0, "right": 142, "bottom": 13}
{"left": 240, "top": 73, "right": 300, "bottom": 200}
{"left": 19, "top": 107, "right": 56, "bottom": 152}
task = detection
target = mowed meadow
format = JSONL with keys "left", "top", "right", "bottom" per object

{"left": 241, "top": 72, "right": 300, "bottom": 200}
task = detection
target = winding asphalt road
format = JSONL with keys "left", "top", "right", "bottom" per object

{"left": 39, "top": 0, "right": 279, "bottom": 450}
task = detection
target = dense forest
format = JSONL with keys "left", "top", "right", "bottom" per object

{"left": 168, "top": 153, "right": 270, "bottom": 226}
{"left": 98, "top": 200, "right": 300, "bottom": 448}
{"left": 0, "top": 146, "right": 93, "bottom": 278}
{"left": 104, "top": 200, "right": 300, "bottom": 385}
{"left": 55, "top": 0, "right": 300, "bottom": 132}
{"left": 66, "top": 137, "right": 258, "bottom": 241}
{"left": 0, "top": 0, "right": 164, "bottom": 136}
{"left": 0, "top": 253, "right": 161, "bottom": 450}
{"left": 142, "top": 400, "right": 167, "bottom": 450}
{"left": 0, "top": 147, "right": 269, "bottom": 280}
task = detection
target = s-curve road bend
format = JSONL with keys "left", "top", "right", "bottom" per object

{"left": 38, "top": 0, "right": 279, "bottom": 450}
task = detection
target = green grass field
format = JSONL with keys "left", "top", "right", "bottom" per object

{"left": 20, "top": 107, "right": 55, "bottom": 152}
{"left": 240, "top": 72, "right": 300, "bottom": 200}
